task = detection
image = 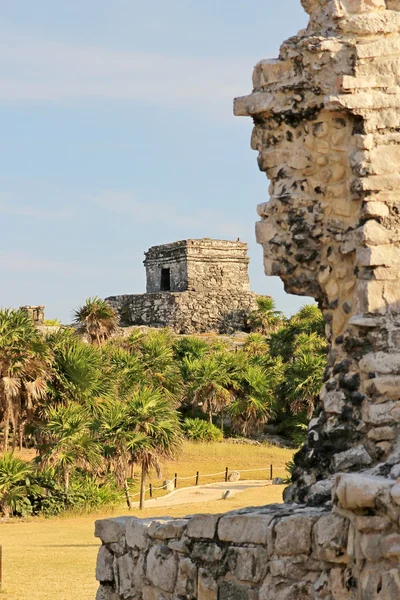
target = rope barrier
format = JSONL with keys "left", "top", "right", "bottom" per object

{"left": 127, "top": 463, "right": 289, "bottom": 499}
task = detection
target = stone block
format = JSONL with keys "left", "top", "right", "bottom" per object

{"left": 367, "top": 426, "right": 396, "bottom": 441}
{"left": 324, "top": 391, "right": 346, "bottom": 414}
{"left": 360, "top": 533, "right": 384, "bottom": 561}
{"left": 362, "top": 400, "right": 398, "bottom": 425}
{"left": 218, "top": 580, "right": 250, "bottom": 600}
{"left": 95, "top": 518, "right": 128, "bottom": 544}
{"left": 390, "top": 481, "right": 400, "bottom": 505}
{"left": 218, "top": 513, "right": 273, "bottom": 545}
{"left": 146, "top": 546, "right": 178, "bottom": 593}
{"left": 273, "top": 514, "right": 315, "bottom": 556}
{"left": 186, "top": 514, "right": 220, "bottom": 540}
{"left": 252, "top": 59, "right": 296, "bottom": 88}
{"left": 96, "top": 546, "right": 114, "bottom": 583}
{"left": 231, "top": 547, "right": 269, "bottom": 583}
{"left": 335, "top": 473, "right": 393, "bottom": 509}
{"left": 197, "top": 568, "right": 218, "bottom": 600}
{"left": 355, "top": 280, "right": 385, "bottom": 315}
{"left": 314, "top": 514, "right": 349, "bottom": 562}
{"left": 356, "top": 245, "right": 400, "bottom": 267}
{"left": 115, "top": 554, "right": 134, "bottom": 598}
{"left": 142, "top": 586, "right": 171, "bottom": 600}
{"left": 95, "top": 585, "right": 119, "bottom": 600}
{"left": 355, "top": 515, "right": 391, "bottom": 532}
{"left": 380, "top": 569, "right": 400, "bottom": 600}
{"left": 175, "top": 558, "right": 197, "bottom": 599}
{"left": 148, "top": 519, "right": 188, "bottom": 540}
{"left": 382, "top": 534, "right": 400, "bottom": 558}
{"left": 362, "top": 201, "right": 390, "bottom": 219}
{"left": 126, "top": 517, "right": 170, "bottom": 550}
{"left": 333, "top": 445, "right": 372, "bottom": 471}
{"left": 370, "top": 376, "right": 400, "bottom": 400}
{"left": 341, "top": 0, "right": 386, "bottom": 12}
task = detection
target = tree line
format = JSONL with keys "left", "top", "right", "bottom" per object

{"left": 0, "top": 297, "right": 326, "bottom": 517}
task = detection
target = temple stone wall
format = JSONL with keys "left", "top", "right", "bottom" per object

{"left": 95, "top": 473, "right": 400, "bottom": 600}
{"left": 145, "top": 239, "right": 251, "bottom": 294}
{"left": 106, "top": 291, "right": 258, "bottom": 334}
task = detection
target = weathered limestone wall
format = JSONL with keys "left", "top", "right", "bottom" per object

{"left": 106, "top": 291, "right": 258, "bottom": 334}
{"left": 235, "top": 0, "right": 400, "bottom": 504}
{"left": 95, "top": 473, "right": 400, "bottom": 600}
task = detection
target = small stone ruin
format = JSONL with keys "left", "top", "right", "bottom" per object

{"left": 95, "top": 2, "right": 400, "bottom": 598}
{"left": 106, "top": 238, "right": 261, "bottom": 334}
{"left": 19, "top": 305, "right": 45, "bottom": 324}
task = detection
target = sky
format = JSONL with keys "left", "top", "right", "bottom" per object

{"left": 0, "top": 1, "right": 309, "bottom": 323}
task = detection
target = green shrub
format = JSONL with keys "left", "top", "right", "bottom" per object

{"left": 182, "top": 418, "right": 223, "bottom": 442}
{"left": 43, "top": 319, "right": 61, "bottom": 326}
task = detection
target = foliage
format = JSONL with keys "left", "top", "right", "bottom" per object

{"left": 182, "top": 418, "right": 223, "bottom": 442}
{"left": 0, "top": 296, "right": 326, "bottom": 517}
{"left": 248, "top": 297, "right": 283, "bottom": 334}
{"left": 0, "top": 453, "right": 42, "bottom": 517}
{"left": 43, "top": 319, "right": 61, "bottom": 327}
{"left": 74, "top": 297, "right": 119, "bottom": 344}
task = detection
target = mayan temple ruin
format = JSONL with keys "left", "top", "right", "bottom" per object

{"left": 95, "top": 2, "right": 400, "bottom": 598}
{"left": 106, "top": 239, "right": 260, "bottom": 334}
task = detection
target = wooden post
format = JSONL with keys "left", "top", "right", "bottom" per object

{"left": 149, "top": 483, "right": 153, "bottom": 498}
{"left": 270, "top": 464, "right": 273, "bottom": 480}
{"left": 196, "top": 471, "right": 199, "bottom": 486}
{"left": 174, "top": 473, "right": 178, "bottom": 489}
{"left": 0, "top": 544, "right": 3, "bottom": 591}
{"left": 225, "top": 467, "right": 229, "bottom": 482}
{"left": 124, "top": 480, "right": 133, "bottom": 510}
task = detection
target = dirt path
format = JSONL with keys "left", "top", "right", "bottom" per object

{"left": 135, "top": 480, "right": 271, "bottom": 509}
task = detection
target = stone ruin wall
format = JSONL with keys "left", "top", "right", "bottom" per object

{"left": 95, "top": 473, "right": 400, "bottom": 600}
{"left": 106, "top": 291, "right": 259, "bottom": 334}
{"left": 96, "top": 1, "right": 400, "bottom": 598}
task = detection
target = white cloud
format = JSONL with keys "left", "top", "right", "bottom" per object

{"left": 0, "top": 31, "right": 255, "bottom": 117}
{"left": 94, "top": 191, "right": 243, "bottom": 236}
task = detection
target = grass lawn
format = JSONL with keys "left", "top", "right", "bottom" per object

{"left": 0, "top": 485, "right": 286, "bottom": 600}
{"left": 3, "top": 442, "right": 294, "bottom": 599}
{"left": 143, "top": 440, "right": 292, "bottom": 499}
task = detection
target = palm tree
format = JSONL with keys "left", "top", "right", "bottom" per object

{"left": 0, "top": 308, "right": 51, "bottom": 450}
{"left": 173, "top": 336, "right": 210, "bottom": 362}
{"left": 285, "top": 351, "right": 326, "bottom": 418}
{"left": 228, "top": 363, "right": 279, "bottom": 436}
{"left": 38, "top": 403, "right": 102, "bottom": 491}
{"left": 95, "top": 400, "right": 148, "bottom": 508}
{"left": 184, "top": 355, "right": 235, "bottom": 428}
{"left": 0, "top": 453, "right": 41, "bottom": 518}
{"left": 127, "top": 387, "right": 182, "bottom": 509}
{"left": 134, "top": 330, "right": 183, "bottom": 400}
{"left": 49, "top": 336, "right": 112, "bottom": 406}
{"left": 74, "top": 297, "right": 119, "bottom": 345}
{"left": 248, "top": 297, "right": 284, "bottom": 334}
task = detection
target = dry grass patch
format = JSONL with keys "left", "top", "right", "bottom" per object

{"left": 0, "top": 485, "right": 285, "bottom": 600}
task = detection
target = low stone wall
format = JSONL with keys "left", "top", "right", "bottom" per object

{"left": 106, "top": 291, "right": 259, "bottom": 334}
{"left": 95, "top": 472, "right": 400, "bottom": 600}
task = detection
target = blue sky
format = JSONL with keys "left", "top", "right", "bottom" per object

{"left": 1, "top": 1, "right": 309, "bottom": 323}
